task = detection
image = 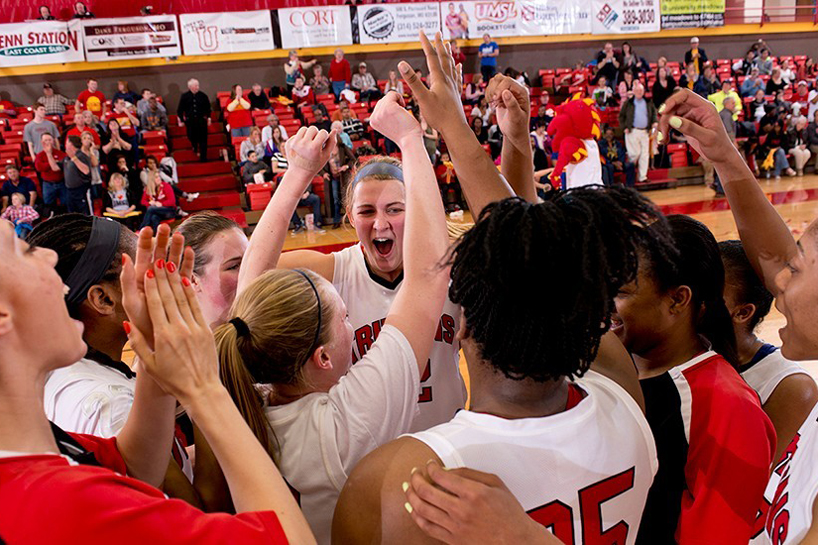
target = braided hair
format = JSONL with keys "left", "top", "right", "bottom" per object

{"left": 719, "top": 239, "right": 774, "bottom": 333}
{"left": 448, "top": 187, "right": 673, "bottom": 383}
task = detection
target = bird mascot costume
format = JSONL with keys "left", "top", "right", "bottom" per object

{"left": 547, "top": 95, "right": 603, "bottom": 189}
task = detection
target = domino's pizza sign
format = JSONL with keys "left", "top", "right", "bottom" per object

{"left": 596, "top": 4, "right": 619, "bottom": 29}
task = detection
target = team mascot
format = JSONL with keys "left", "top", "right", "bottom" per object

{"left": 547, "top": 95, "right": 603, "bottom": 189}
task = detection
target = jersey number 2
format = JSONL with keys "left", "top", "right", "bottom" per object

{"left": 527, "top": 467, "right": 635, "bottom": 545}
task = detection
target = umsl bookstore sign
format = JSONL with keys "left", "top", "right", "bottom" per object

{"left": 468, "top": 1, "right": 520, "bottom": 36}
{"left": 0, "top": 20, "right": 84, "bottom": 67}
{"left": 278, "top": 6, "right": 353, "bottom": 49}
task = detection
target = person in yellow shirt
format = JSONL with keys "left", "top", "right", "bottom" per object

{"left": 708, "top": 79, "right": 743, "bottom": 121}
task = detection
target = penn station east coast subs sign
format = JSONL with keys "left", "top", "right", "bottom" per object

{"left": 0, "top": 20, "right": 84, "bottom": 67}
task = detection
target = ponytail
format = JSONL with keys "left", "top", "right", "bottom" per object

{"left": 698, "top": 292, "right": 739, "bottom": 367}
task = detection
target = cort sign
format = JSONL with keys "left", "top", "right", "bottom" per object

{"left": 279, "top": 6, "right": 352, "bottom": 48}
{"left": 288, "top": 9, "right": 337, "bottom": 26}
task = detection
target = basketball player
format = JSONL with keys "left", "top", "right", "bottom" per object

{"left": 659, "top": 88, "right": 818, "bottom": 544}
{"left": 333, "top": 187, "right": 671, "bottom": 544}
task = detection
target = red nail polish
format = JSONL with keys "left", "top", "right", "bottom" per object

{"left": 123, "top": 321, "right": 131, "bottom": 335}
{"left": 121, "top": 254, "right": 126, "bottom": 265}
{"left": 167, "top": 261, "right": 176, "bottom": 274}
{"left": 146, "top": 269, "right": 155, "bottom": 279}
{"left": 182, "top": 277, "right": 191, "bottom": 287}
{"left": 156, "top": 259, "right": 164, "bottom": 270}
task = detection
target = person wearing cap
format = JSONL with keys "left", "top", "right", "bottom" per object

{"left": 684, "top": 37, "right": 708, "bottom": 77}
{"left": 740, "top": 67, "right": 765, "bottom": 98}
{"left": 283, "top": 50, "right": 316, "bottom": 96}
{"left": 793, "top": 80, "right": 812, "bottom": 113}
{"left": 351, "top": 62, "right": 381, "bottom": 102}
{"left": 38, "top": 83, "right": 72, "bottom": 117}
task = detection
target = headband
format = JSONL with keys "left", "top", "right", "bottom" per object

{"left": 294, "top": 269, "right": 323, "bottom": 362}
{"left": 64, "top": 217, "right": 121, "bottom": 306}
{"left": 352, "top": 162, "right": 404, "bottom": 187}
{"left": 230, "top": 317, "right": 250, "bottom": 337}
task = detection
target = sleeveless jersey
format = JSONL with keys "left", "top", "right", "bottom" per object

{"left": 741, "top": 344, "right": 809, "bottom": 405}
{"left": 332, "top": 243, "right": 467, "bottom": 432}
{"left": 564, "top": 139, "right": 603, "bottom": 189}
{"left": 408, "top": 371, "right": 658, "bottom": 545}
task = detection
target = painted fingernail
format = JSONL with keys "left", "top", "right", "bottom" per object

{"left": 146, "top": 269, "right": 155, "bottom": 279}
{"left": 426, "top": 459, "right": 436, "bottom": 465}
{"left": 123, "top": 321, "right": 131, "bottom": 335}
{"left": 156, "top": 259, "right": 164, "bottom": 270}
{"left": 657, "top": 132, "right": 664, "bottom": 143}
{"left": 669, "top": 116, "right": 683, "bottom": 129}
{"left": 167, "top": 261, "right": 176, "bottom": 273}
{"left": 182, "top": 277, "right": 191, "bottom": 287}
{"left": 658, "top": 103, "right": 666, "bottom": 114}
{"left": 402, "top": 482, "right": 409, "bottom": 493}
{"left": 410, "top": 467, "right": 418, "bottom": 475}
{"left": 404, "top": 502, "right": 413, "bottom": 514}
{"left": 121, "top": 254, "right": 126, "bottom": 265}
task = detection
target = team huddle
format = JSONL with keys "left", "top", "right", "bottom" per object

{"left": 3, "top": 31, "right": 818, "bottom": 545}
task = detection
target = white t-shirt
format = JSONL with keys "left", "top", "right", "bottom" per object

{"left": 265, "top": 325, "right": 418, "bottom": 544}
{"left": 333, "top": 243, "right": 467, "bottom": 432}
{"left": 565, "top": 139, "right": 603, "bottom": 189}
{"left": 741, "top": 344, "right": 809, "bottom": 405}
{"left": 408, "top": 371, "right": 658, "bottom": 545}
{"left": 261, "top": 124, "right": 288, "bottom": 146}
{"left": 807, "top": 90, "right": 818, "bottom": 122}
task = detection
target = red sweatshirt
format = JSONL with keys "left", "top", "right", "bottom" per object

{"left": 34, "top": 149, "right": 66, "bottom": 183}
{"left": 142, "top": 181, "right": 176, "bottom": 208}
{"left": 329, "top": 59, "right": 351, "bottom": 84}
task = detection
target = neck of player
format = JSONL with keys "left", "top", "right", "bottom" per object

{"left": 632, "top": 323, "right": 708, "bottom": 379}
{"left": 0, "top": 358, "right": 59, "bottom": 455}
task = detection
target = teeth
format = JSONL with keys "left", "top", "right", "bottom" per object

{"left": 374, "top": 238, "right": 390, "bottom": 243}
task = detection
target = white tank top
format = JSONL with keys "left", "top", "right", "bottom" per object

{"left": 332, "top": 243, "right": 467, "bottom": 432}
{"left": 565, "top": 139, "right": 603, "bottom": 189}
{"left": 741, "top": 344, "right": 809, "bottom": 405}
{"left": 408, "top": 371, "right": 658, "bottom": 544}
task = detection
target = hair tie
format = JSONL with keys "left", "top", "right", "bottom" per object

{"left": 230, "top": 317, "right": 250, "bottom": 338}
{"left": 64, "top": 216, "right": 121, "bottom": 306}
{"left": 294, "top": 269, "right": 322, "bottom": 362}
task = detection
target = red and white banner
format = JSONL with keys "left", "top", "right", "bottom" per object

{"left": 278, "top": 6, "right": 353, "bottom": 49}
{"left": 82, "top": 15, "right": 181, "bottom": 61}
{"left": 179, "top": 11, "right": 274, "bottom": 55}
{"left": 441, "top": 1, "right": 519, "bottom": 39}
{"left": 591, "top": 0, "right": 660, "bottom": 33}
{"left": 0, "top": 20, "right": 84, "bottom": 67}
{"left": 358, "top": 3, "right": 441, "bottom": 44}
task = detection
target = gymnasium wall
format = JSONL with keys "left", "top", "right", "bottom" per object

{"left": 1, "top": 30, "right": 816, "bottom": 113}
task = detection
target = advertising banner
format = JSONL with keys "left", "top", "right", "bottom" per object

{"left": 358, "top": 3, "right": 441, "bottom": 44}
{"left": 82, "top": 16, "right": 181, "bottom": 61}
{"left": 278, "top": 6, "right": 353, "bottom": 49}
{"left": 518, "top": 0, "right": 592, "bottom": 35}
{"left": 660, "top": 0, "right": 725, "bottom": 28}
{"left": 180, "top": 11, "right": 274, "bottom": 55}
{"left": 441, "top": 1, "right": 519, "bottom": 39}
{"left": 591, "top": 0, "right": 660, "bottom": 33}
{"left": 0, "top": 20, "right": 84, "bottom": 67}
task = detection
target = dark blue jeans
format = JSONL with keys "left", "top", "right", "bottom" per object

{"left": 66, "top": 185, "right": 91, "bottom": 215}
{"left": 140, "top": 206, "right": 176, "bottom": 230}
{"left": 602, "top": 162, "right": 636, "bottom": 187}
{"left": 329, "top": 178, "right": 342, "bottom": 225}
{"left": 291, "top": 193, "right": 322, "bottom": 227}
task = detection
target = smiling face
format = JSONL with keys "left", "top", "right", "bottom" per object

{"left": 348, "top": 178, "right": 406, "bottom": 277}
{"left": 192, "top": 228, "right": 249, "bottom": 328}
{"left": 773, "top": 225, "right": 818, "bottom": 360}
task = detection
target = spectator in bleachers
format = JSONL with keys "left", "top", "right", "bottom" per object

{"left": 67, "top": 112, "right": 101, "bottom": 146}
{"left": 140, "top": 97, "right": 168, "bottom": 132}
{"left": 766, "top": 69, "right": 787, "bottom": 95}
{"left": 241, "top": 150, "right": 271, "bottom": 187}
{"left": 310, "top": 65, "right": 331, "bottom": 97}
{"left": 352, "top": 63, "right": 382, "bottom": 102}
{"left": 331, "top": 100, "right": 354, "bottom": 122}
{"left": 102, "top": 172, "right": 140, "bottom": 229}
{"left": 248, "top": 83, "right": 271, "bottom": 111}
{"left": 720, "top": 96, "right": 738, "bottom": 141}
{"left": 1, "top": 165, "right": 36, "bottom": 212}
{"left": 621, "top": 42, "right": 649, "bottom": 75}
{"left": 419, "top": 114, "right": 439, "bottom": 164}
{"left": 36, "top": 5, "right": 55, "bottom": 19}
{"left": 81, "top": 131, "right": 103, "bottom": 197}
{"left": 136, "top": 88, "right": 166, "bottom": 117}
{"left": 24, "top": 104, "right": 60, "bottom": 163}
{"left": 38, "top": 83, "right": 71, "bottom": 117}
{"left": 789, "top": 103, "right": 808, "bottom": 131}
{"left": 102, "top": 119, "right": 133, "bottom": 170}
{"left": 773, "top": 89, "right": 792, "bottom": 112}
{"left": 469, "top": 115, "right": 488, "bottom": 145}
{"left": 76, "top": 78, "right": 106, "bottom": 118}
{"left": 239, "top": 127, "right": 264, "bottom": 165}
{"left": 140, "top": 170, "right": 177, "bottom": 230}
{"left": 598, "top": 125, "right": 635, "bottom": 188}
{"left": 470, "top": 96, "right": 493, "bottom": 126}
{"left": 104, "top": 98, "right": 140, "bottom": 136}
{"left": 761, "top": 122, "right": 796, "bottom": 179}
{"left": 311, "top": 108, "right": 332, "bottom": 133}
{"left": 331, "top": 120, "right": 353, "bottom": 150}
{"left": 694, "top": 66, "right": 720, "bottom": 98}
{"left": 652, "top": 67, "right": 677, "bottom": 108}
{"left": 113, "top": 81, "right": 140, "bottom": 106}
{"left": 450, "top": 40, "right": 466, "bottom": 67}
{"left": 1, "top": 191, "right": 39, "bottom": 238}
{"left": 62, "top": 135, "right": 92, "bottom": 215}
{"left": 261, "top": 114, "right": 287, "bottom": 145}
{"left": 531, "top": 136, "right": 551, "bottom": 197}
{"left": 530, "top": 104, "right": 554, "bottom": 132}
{"left": 73, "top": 1, "right": 94, "bottom": 18}
{"left": 749, "top": 89, "right": 769, "bottom": 122}
{"left": 284, "top": 50, "right": 316, "bottom": 95}
{"left": 290, "top": 181, "right": 324, "bottom": 233}
{"left": 594, "top": 43, "right": 620, "bottom": 85}
{"left": 755, "top": 49, "right": 773, "bottom": 75}
{"left": 464, "top": 74, "right": 484, "bottom": 106}
{"left": 740, "top": 68, "right": 765, "bottom": 97}
{"left": 733, "top": 51, "right": 757, "bottom": 77}
{"left": 330, "top": 48, "right": 352, "bottom": 99}
{"left": 384, "top": 70, "right": 404, "bottom": 95}
{"left": 797, "top": 57, "right": 817, "bottom": 81}
{"left": 323, "top": 131, "right": 355, "bottom": 229}
{"left": 592, "top": 76, "right": 614, "bottom": 107}
{"left": 780, "top": 60, "right": 796, "bottom": 85}
{"left": 140, "top": 154, "right": 194, "bottom": 205}
{"left": 177, "top": 78, "right": 211, "bottom": 163}
{"left": 339, "top": 106, "right": 364, "bottom": 141}
{"left": 788, "top": 117, "right": 812, "bottom": 176}
{"left": 685, "top": 37, "right": 708, "bottom": 76}
{"left": 619, "top": 81, "right": 656, "bottom": 184}
{"left": 679, "top": 62, "right": 698, "bottom": 91}
{"left": 82, "top": 109, "right": 105, "bottom": 142}
{"left": 530, "top": 121, "right": 547, "bottom": 151}
{"left": 291, "top": 76, "right": 313, "bottom": 106}
{"left": 226, "top": 84, "right": 253, "bottom": 138}
{"left": 264, "top": 127, "right": 288, "bottom": 167}
{"left": 709, "top": 79, "right": 743, "bottom": 121}
{"left": 34, "top": 133, "right": 66, "bottom": 215}
{"left": 748, "top": 38, "right": 771, "bottom": 58}
{"left": 618, "top": 69, "right": 636, "bottom": 103}
{"left": 478, "top": 34, "right": 500, "bottom": 82}
{"left": 793, "top": 80, "right": 812, "bottom": 110}
{"left": 807, "top": 110, "right": 818, "bottom": 171}
{"left": 0, "top": 98, "right": 16, "bottom": 120}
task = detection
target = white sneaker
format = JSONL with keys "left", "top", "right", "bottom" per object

{"left": 178, "top": 209, "right": 189, "bottom": 217}
{"left": 186, "top": 192, "right": 200, "bottom": 202}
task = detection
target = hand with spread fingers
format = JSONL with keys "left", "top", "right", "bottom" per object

{"left": 656, "top": 88, "right": 737, "bottom": 164}
{"left": 485, "top": 74, "right": 531, "bottom": 152}
{"left": 399, "top": 31, "right": 467, "bottom": 135}
{"left": 284, "top": 125, "right": 338, "bottom": 179}
{"left": 369, "top": 91, "right": 423, "bottom": 147}
{"left": 403, "top": 461, "right": 559, "bottom": 544}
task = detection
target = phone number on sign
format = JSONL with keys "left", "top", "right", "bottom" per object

{"left": 396, "top": 21, "right": 437, "bottom": 32}
{"left": 622, "top": 9, "right": 654, "bottom": 25}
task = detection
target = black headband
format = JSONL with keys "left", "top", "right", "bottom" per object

{"left": 294, "top": 269, "right": 323, "bottom": 361}
{"left": 352, "top": 162, "right": 404, "bottom": 187}
{"left": 64, "top": 217, "right": 121, "bottom": 306}
{"left": 230, "top": 317, "right": 250, "bottom": 337}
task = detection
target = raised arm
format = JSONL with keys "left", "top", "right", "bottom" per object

{"left": 401, "top": 31, "right": 514, "bottom": 216}
{"left": 237, "top": 126, "right": 337, "bottom": 295}
{"left": 657, "top": 89, "right": 797, "bottom": 294}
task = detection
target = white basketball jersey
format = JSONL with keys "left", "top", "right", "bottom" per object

{"left": 408, "top": 371, "right": 657, "bottom": 545}
{"left": 332, "top": 243, "right": 467, "bottom": 432}
{"left": 565, "top": 139, "right": 603, "bottom": 189}
{"left": 741, "top": 345, "right": 809, "bottom": 405}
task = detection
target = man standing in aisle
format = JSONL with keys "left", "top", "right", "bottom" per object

{"left": 177, "top": 79, "right": 212, "bottom": 162}
{"left": 478, "top": 34, "right": 499, "bottom": 83}
{"left": 684, "top": 37, "right": 708, "bottom": 76}
{"left": 618, "top": 81, "right": 657, "bottom": 184}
